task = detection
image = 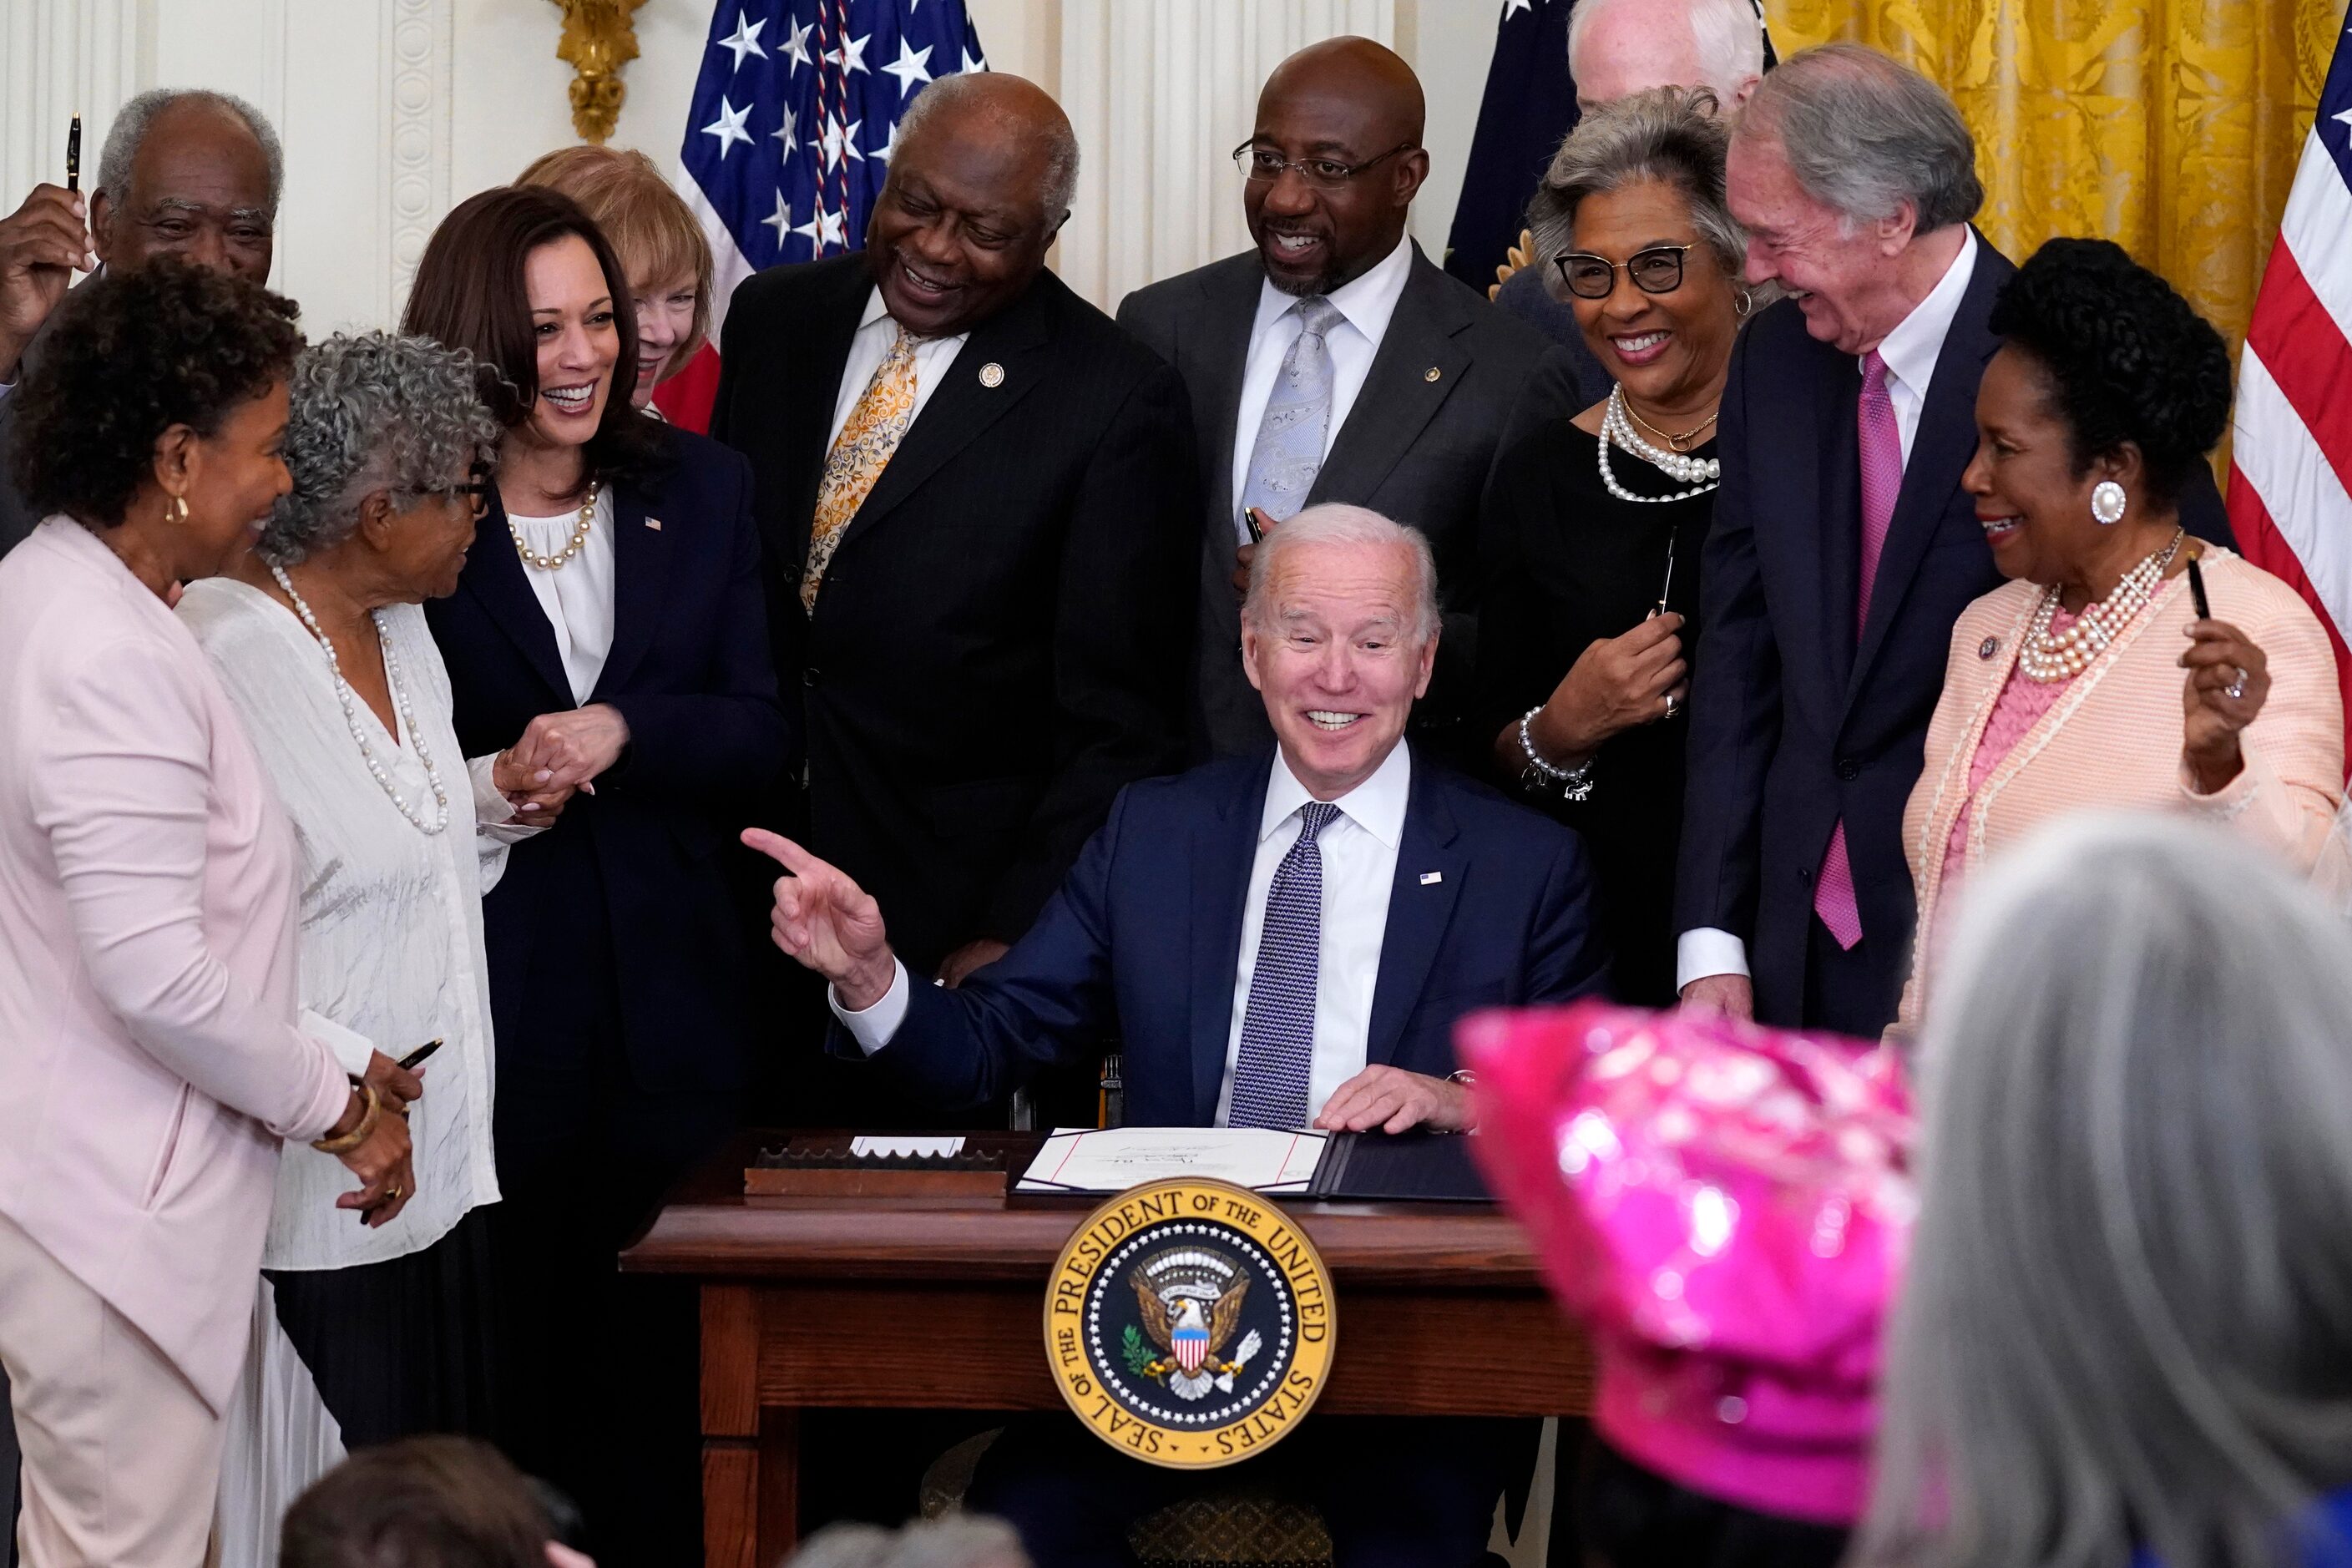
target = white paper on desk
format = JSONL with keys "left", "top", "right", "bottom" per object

{"left": 1018, "top": 1126, "right": 1328, "bottom": 1194}
{"left": 849, "top": 1136, "right": 967, "bottom": 1160}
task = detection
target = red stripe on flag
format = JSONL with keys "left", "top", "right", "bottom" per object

{"left": 2243, "top": 241, "right": 2352, "bottom": 503}
{"left": 2228, "top": 467, "right": 2352, "bottom": 776}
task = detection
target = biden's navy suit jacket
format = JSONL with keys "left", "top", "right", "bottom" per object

{"left": 858, "top": 744, "right": 1611, "bottom": 1121}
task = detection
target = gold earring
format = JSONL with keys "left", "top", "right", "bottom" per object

{"left": 168, "top": 493, "right": 190, "bottom": 525}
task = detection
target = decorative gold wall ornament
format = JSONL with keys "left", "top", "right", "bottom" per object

{"left": 550, "top": 0, "right": 646, "bottom": 144}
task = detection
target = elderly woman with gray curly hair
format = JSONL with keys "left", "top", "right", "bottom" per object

{"left": 176, "top": 331, "right": 564, "bottom": 1554}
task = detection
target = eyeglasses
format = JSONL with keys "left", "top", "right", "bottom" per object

{"left": 418, "top": 465, "right": 493, "bottom": 515}
{"left": 1555, "top": 244, "right": 1699, "bottom": 300}
{"left": 1231, "top": 140, "right": 1418, "bottom": 191}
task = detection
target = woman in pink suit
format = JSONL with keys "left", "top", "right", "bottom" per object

{"left": 0, "top": 260, "right": 412, "bottom": 1567}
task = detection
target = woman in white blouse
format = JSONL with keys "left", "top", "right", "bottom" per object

{"left": 179, "top": 331, "right": 569, "bottom": 1555}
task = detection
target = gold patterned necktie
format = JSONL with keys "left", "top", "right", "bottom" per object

{"left": 802, "top": 324, "right": 919, "bottom": 611}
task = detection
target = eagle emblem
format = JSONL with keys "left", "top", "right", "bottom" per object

{"left": 1122, "top": 1247, "right": 1264, "bottom": 1400}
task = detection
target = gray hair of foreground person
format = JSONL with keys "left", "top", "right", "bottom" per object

{"left": 1858, "top": 812, "right": 2352, "bottom": 1568}
{"left": 257, "top": 330, "right": 503, "bottom": 567}
{"left": 1242, "top": 503, "right": 1440, "bottom": 646}
{"left": 784, "top": 1517, "right": 1032, "bottom": 1568}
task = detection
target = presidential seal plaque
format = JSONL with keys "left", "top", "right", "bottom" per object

{"left": 1045, "top": 1177, "right": 1336, "bottom": 1469}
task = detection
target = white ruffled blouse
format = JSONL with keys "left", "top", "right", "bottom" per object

{"left": 179, "top": 579, "right": 527, "bottom": 1272}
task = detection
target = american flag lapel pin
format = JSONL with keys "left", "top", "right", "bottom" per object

{"left": 1420, "top": 871, "right": 1443, "bottom": 885}
{"left": 645, "top": 517, "right": 663, "bottom": 531}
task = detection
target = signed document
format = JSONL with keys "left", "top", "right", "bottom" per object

{"left": 1019, "top": 1127, "right": 1330, "bottom": 1195}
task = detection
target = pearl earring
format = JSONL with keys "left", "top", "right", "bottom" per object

{"left": 2092, "top": 480, "right": 2127, "bottom": 526}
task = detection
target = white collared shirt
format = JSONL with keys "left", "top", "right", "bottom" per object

{"left": 834, "top": 742, "right": 1412, "bottom": 1128}
{"left": 1227, "top": 233, "right": 1416, "bottom": 539}
{"left": 508, "top": 488, "right": 616, "bottom": 706}
{"left": 1675, "top": 228, "right": 1983, "bottom": 994}
{"left": 826, "top": 286, "right": 972, "bottom": 449}
{"left": 1869, "top": 225, "right": 1978, "bottom": 465}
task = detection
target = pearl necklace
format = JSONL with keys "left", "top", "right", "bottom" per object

{"left": 271, "top": 565, "right": 451, "bottom": 836}
{"left": 509, "top": 480, "right": 600, "bottom": 570}
{"left": 2016, "top": 529, "right": 2184, "bottom": 684}
{"left": 1599, "top": 385, "right": 1721, "bottom": 503}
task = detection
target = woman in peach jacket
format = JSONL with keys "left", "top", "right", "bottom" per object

{"left": 1896, "top": 240, "right": 2343, "bottom": 1035}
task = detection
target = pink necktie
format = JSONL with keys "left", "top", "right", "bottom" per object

{"left": 1813, "top": 351, "right": 1904, "bottom": 951}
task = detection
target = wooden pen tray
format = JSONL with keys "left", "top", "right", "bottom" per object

{"left": 744, "top": 1136, "right": 1009, "bottom": 1198}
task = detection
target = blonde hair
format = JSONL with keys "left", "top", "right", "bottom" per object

{"left": 515, "top": 145, "right": 713, "bottom": 377}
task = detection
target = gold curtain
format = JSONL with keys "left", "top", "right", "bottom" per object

{"left": 1760, "top": 0, "right": 2343, "bottom": 356}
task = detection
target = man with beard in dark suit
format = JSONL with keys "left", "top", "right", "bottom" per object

{"left": 711, "top": 73, "right": 1197, "bottom": 1004}
{"left": 1116, "top": 38, "right": 1566, "bottom": 761}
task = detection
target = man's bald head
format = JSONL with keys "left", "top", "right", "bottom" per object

{"left": 1259, "top": 37, "right": 1426, "bottom": 149}
{"left": 867, "top": 73, "right": 1078, "bottom": 337}
{"left": 1243, "top": 37, "right": 1429, "bottom": 296}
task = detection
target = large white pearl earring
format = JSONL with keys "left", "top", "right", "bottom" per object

{"left": 2092, "top": 480, "right": 2127, "bottom": 526}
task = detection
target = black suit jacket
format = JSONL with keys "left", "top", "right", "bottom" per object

{"left": 1115, "top": 243, "right": 1574, "bottom": 759}
{"left": 425, "top": 422, "right": 792, "bottom": 1093}
{"left": 711, "top": 255, "right": 1198, "bottom": 972}
{"left": 862, "top": 746, "right": 1610, "bottom": 1120}
{"left": 1674, "top": 234, "right": 2234, "bottom": 1031}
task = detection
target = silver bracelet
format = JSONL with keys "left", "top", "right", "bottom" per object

{"left": 1518, "top": 706, "right": 1596, "bottom": 801}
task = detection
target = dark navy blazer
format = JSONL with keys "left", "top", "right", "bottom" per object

{"left": 427, "top": 422, "right": 793, "bottom": 1095}
{"left": 861, "top": 746, "right": 1610, "bottom": 1124}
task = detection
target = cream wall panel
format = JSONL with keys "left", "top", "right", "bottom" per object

{"left": 1057, "top": 0, "right": 1395, "bottom": 311}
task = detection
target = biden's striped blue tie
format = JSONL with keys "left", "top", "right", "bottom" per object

{"left": 1228, "top": 802, "right": 1341, "bottom": 1130}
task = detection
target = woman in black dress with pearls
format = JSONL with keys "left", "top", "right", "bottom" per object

{"left": 1478, "top": 86, "right": 1755, "bottom": 1007}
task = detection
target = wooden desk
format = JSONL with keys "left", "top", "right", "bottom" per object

{"left": 621, "top": 1134, "right": 1594, "bottom": 1568}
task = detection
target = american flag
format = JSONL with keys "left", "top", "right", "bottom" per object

{"left": 2228, "top": 5, "right": 2352, "bottom": 757}
{"left": 679, "top": 0, "right": 987, "bottom": 343}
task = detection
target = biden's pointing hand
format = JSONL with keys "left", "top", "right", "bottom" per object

{"left": 741, "top": 828, "right": 898, "bottom": 1011}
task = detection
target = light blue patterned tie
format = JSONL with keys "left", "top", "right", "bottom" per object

{"left": 1228, "top": 802, "right": 1342, "bottom": 1130}
{"left": 1237, "top": 296, "right": 1345, "bottom": 532}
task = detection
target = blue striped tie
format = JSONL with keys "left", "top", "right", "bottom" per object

{"left": 1228, "top": 802, "right": 1342, "bottom": 1130}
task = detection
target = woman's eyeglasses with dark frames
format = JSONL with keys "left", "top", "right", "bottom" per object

{"left": 1555, "top": 244, "right": 1700, "bottom": 300}
{"left": 1230, "top": 141, "right": 1419, "bottom": 191}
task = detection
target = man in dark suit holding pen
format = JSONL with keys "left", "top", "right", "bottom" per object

{"left": 1117, "top": 38, "right": 1570, "bottom": 761}
{"left": 746, "top": 503, "right": 1607, "bottom": 1565}
{"left": 711, "top": 72, "right": 1196, "bottom": 996}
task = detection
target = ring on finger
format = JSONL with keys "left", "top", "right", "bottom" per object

{"left": 2226, "top": 666, "right": 2249, "bottom": 701}
{"left": 1663, "top": 692, "right": 1682, "bottom": 720}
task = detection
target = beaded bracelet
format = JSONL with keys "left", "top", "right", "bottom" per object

{"left": 1518, "top": 706, "right": 1596, "bottom": 802}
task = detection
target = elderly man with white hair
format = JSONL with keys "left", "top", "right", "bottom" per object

{"left": 1672, "top": 43, "right": 2238, "bottom": 1038}
{"left": 745, "top": 502, "right": 1607, "bottom": 1566}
